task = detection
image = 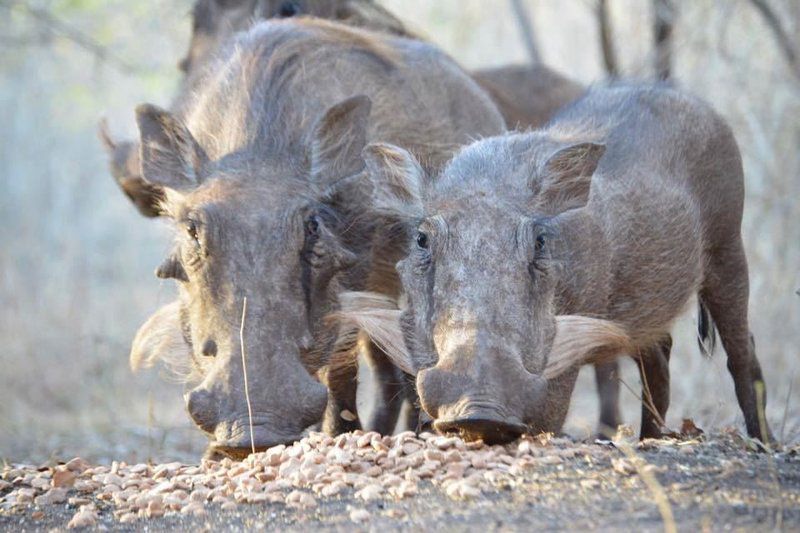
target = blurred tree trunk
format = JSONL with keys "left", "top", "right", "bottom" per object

{"left": 598, "top": 0, "right": 619, "bottom": 77}
{"left": 748, "top": 0, "right": 800, "bottom": 80}
{"left": 653, "top": 0, "right": 675, "bottom": 80}
{"left": 509, "top": 0, "right": 541, "bottom": 64}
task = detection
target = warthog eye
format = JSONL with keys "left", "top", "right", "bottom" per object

{"left": 305, "top": 214, "right": 320, "bottom": 237}
{"left": 201, "top": 339, "right": 217, "bottom": 358}
{"left": 416, "top": 231, "right": 429, "bottom": 250}
{"left": 535, "top": 234, "right": 547, "bottom": 253}
{"left": 278, "top": 1, "right": 300, "bottom": 17}
{"left": 187, "top": 221, "right": 200, "bottom": 245}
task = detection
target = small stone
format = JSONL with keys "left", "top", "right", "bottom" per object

{"left": 580, "top": 479, "right": 601, "bottom": 489}
{"left": 30, "top": 477, "right": 50, "bottom": 490}
{"left": 34, "top": 488, "right": 68, "bottom": 506}
{"left": 355, "top": 484, "right": 383, "bottom": 501}
{"left": 53, "top": 469, "right": 77, "bottom": 489}
{"left": 16, "top": 488, "right": 36, "bottom": 504}
{"left": 119, "top": 513, "right": 137, "bottom": 524}
{"left": 340, "top": 410, "right": 357, "bottom": 422}
{"left": 350, "top": 508, "right": 371, "bottom": 523}
{"left": 146, "top": 500, "right": 165, "bottom": 518}
{"left": 65, "top": 458, "right": 91, "bottom": 473}
{"left": 320, "top": 481, "right": 346, "bottom": 497}
{"left": 67, "top": 510, "right": 97, "bottom": 529}
{"left": 181, "top": 501, "right": 207, "bottom": 516}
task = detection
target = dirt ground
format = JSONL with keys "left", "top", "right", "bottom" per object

{"left": 2, "top": 430, "right": 798, "bottom": 532}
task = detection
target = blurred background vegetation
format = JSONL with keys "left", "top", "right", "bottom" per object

{"left": 0, "top": 0, "right": 797, "bottom": 464}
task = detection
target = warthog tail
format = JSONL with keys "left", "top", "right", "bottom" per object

{"left": 697, "top": 298, "right": 718, "bottom": 358}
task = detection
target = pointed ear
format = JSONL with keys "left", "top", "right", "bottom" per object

{"left": 310, "top": 95, "right": 372, "bottom": 189}
{"left": 538, "top": 142, "right": 605, "bottom": 211}
{"left": 98, "top": 119, "right": 165, "bottom": 218}
{"left": 363, "top": 142, "right": 424, "bottom": 220}
{"left": 136, "top": 104, "right": 207, "bottom": 191}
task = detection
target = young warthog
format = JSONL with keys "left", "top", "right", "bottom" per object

{"left": 128, "top": 19, "right": 504, "bottom": 457}
{"left": 353, "top": 84, "right": 773, "bottom": 444}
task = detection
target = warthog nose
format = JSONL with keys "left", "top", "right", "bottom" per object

{"left": 186, "top": 389, "right": 218, "bottom": 434}
{"left": 434, "top": 416, "right": 527, "bottom": 445}
{"left": 201, "top": 339, "right": 217, "bottom": 357}
{"left": 418, "top": 361, "right": 544, "bottom": 445}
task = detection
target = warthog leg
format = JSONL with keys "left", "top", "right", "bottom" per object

{"left": 321, "top": 336, "right": 362, "bottom": 436}
{"left": 365, "top": 340, "right": 406, "bottom": 435}
{"left": 700, "top": 238, "right": 774, "bottom": 443}
{"left": 594, "top": 361, "right": 621, "bottom": 437}
{"left": 638, "top": 336, "right": 673, "bottom": 439}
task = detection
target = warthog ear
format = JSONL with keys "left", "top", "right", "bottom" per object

{"left": 338, "top": 1, "right": 408, "bottom": 35}
{"left": 538, "top": 142, "right": 605, "bottom": 212}
{"left": 98, "top": 119, "right": 164, "bottom": 218}
{"left": 362, "top": 143, "right": 424, "bottom": 220}
{"left": 136, "top": 104, "right": 207, "bottom": 192}
{"left": 309, "top": 95, "right": 372, "bottom": 190}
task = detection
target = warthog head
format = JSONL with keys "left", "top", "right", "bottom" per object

{"left": 130, "top": 95, "right": 378, "bottom": 457}
{"left": 181, "top": 0, "right": 406, "bottom": 75}
{"left": 359, "top": 135, "right": 609, "bottom": 443}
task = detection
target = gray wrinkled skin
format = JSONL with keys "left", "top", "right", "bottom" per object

{"left": 131, "top": 20, "right": 504, "bottom": 457}
{"left": 365, "top": 84, "right": 773, "bottom": 444}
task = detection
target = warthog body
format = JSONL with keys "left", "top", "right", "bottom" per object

{"left": 129, "top": 19, "right": 504, "bottom": 456}
{"left": 361, "top": 84, "right": 772, "bottom": 443}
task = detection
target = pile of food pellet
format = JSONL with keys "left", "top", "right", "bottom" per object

{"left": 0, "top": 429, "right": 681, "bottom": 528}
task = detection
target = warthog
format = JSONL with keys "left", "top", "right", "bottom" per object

{"left": 128, "top": 19, "right": 504, "bottom": 457}
{"left": 106, "top": 0, "right": 619, "bottom": 437}
{"left": 350, "top": 83, "right": 773, "bottom": 444}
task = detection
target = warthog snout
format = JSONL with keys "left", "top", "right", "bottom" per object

{"left": 185, "top": 371, "right": 328, "bottom": 458}
{"left": 417, "top": 351, "right": 547, "bottom": 444}
{"left": 185, "top": 388, "right": 218, "bottom": 435}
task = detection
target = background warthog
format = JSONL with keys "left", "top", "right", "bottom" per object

{"left": 129, "top": 19, "right": 503, "bottom": 457}
{"left": 356, "top": 83, "right": 773, "bottom": 444}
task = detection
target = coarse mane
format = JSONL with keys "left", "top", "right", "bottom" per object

{"left": 181, "top": 19, "right": 400, "bottom": 165}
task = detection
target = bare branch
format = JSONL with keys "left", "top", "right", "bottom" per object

{"left": 0, "top": 0, "right": 150, "bottom": 75}
{"left": 598, "top": 0, "right": 620, "bottom": 77}
{"left": 653, "top": 0, "right": 675, "bottom": 80}
{"left": 748, "top": 0, "right": 800, "bottom": 80}
{"left": 509, "top": 0, "right": 541, "bottom": 64}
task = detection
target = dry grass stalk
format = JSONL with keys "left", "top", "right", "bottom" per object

{"left": 239, "top": 297, "right": 256, "bottom": 456}
{"left": 615, "top": 441, "right": 677, "bottom": 533}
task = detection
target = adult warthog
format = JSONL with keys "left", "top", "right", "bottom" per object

{"left": 128, "top": 19, "right": 504, "bottom": 457}
{"left": 348, "top": 84, "right": 772, "bottom": 444}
